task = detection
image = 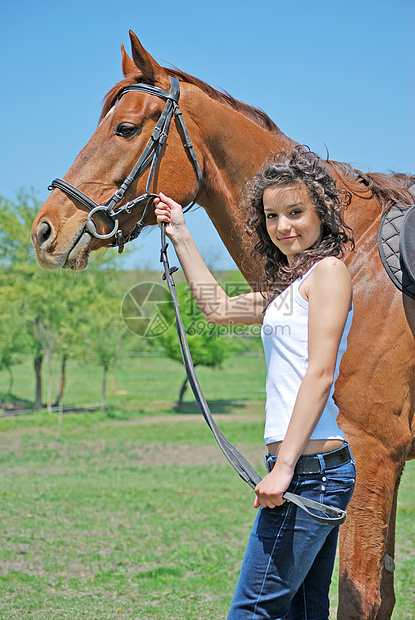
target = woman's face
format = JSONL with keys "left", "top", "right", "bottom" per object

{"left": 263, "top": 184, "right": 323, "bottom": 264}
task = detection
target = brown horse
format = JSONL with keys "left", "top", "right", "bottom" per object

{"left": 31, "top": 32, "right": 414, "bottom": 619}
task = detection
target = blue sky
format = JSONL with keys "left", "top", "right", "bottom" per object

{"left": 1, "top": 0, "right": 413, "bottom": 269}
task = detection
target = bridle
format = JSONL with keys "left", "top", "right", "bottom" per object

{"left": 48, "top": 76, "right": 203, "bottom": 253}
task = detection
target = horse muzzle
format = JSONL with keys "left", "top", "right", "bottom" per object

{"left": 31, "top": 216, "right": 93, "bottom": 271}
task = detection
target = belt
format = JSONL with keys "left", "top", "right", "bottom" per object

{"left": 267, "top": 444, "right": 352, "bottom": 475}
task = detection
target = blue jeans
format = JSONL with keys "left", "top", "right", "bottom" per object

{"left": 228, "top": 448, "right": 356, "bottom": 620}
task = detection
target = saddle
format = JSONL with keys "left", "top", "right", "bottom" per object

{"left": 378, "top": 183, "right": 415, "bottom": 300}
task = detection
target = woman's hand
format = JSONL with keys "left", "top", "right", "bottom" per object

{"left": 254, "top": 463, "right": 294, "bottom": 509}
{"left": 154, "top": 192, "right": 187, "bottom": 241}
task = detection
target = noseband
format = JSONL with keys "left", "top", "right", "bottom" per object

{"left": 48, "top": 76, "right": 203, "bottom": 253}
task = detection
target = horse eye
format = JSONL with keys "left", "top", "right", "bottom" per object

{"left": 115, "top": 124, "right": 138, "bottom": 138}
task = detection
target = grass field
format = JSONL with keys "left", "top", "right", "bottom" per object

{"left": 0, "top": 354, "right": 413, "bottom": 619}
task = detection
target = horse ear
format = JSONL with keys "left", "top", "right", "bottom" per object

{"left": 128, "top": 31, "right": 169, "bottom": 87}
{"left": 121, "top": 44, "right": 138, "bottom": 78}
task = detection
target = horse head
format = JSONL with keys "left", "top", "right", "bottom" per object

{"left": 31, "top": 32, "right": 203, "bottom": 271}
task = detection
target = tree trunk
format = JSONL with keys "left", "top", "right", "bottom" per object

{"left": 47, "top": 352, "right": 54, "bottom": 413}
{"left": 7, "top": 366, "right": 14, "bottom": 396}
{"left": 57, "top": 393, "right": 64, "bottom": 439}
{"left": 110, "top": 373, "right": 115, "bottom": 397}
{"left": 34, "top": 355, "right": 43, "bottom": 409}
{"left": 177, "top": 375, "right": 189, "bottom": 408}
{"left": 53, "top": 354, "right": 67, "bottom": 408}
{"left": 101, "top": 365, "right": 108, "bottom": 414}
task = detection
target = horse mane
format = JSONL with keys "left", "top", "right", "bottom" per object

{"left": 100, "top": 71, "right": 414, "bottom": 213}
{"left": 328, "top": 160, "right": 415, "bottom": 213}
{"left": 100, "top": 69, "right": 280, "bottom": 134}
{"left": 167, "top": 68, "right": 279, "bottom": 134}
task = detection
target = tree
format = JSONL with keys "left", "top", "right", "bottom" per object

{"left": 157, "top": 281, "right": 229, "bottom": 407}
{"left": 0, "top": 282, "right": 29, "bottom": 395}
{"left": 80, "top": 272, "right": 128, "bottom": 413}
{"left": 0, "top": 190, "right": 128, "bottom": 410}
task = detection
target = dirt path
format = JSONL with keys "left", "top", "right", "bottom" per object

{"left": 0, "top": 411, "right": 266, "bottom": 470}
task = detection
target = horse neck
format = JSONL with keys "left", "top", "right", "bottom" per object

{"left": 328, "top": 166, "right": 387, "bottom": 268}
{"left": 183, "top": 86, "right": 295, "bottom": 285}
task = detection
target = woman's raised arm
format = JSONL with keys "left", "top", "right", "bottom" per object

{"left": 154, "top": 193, "right": 266, "bottom": 325}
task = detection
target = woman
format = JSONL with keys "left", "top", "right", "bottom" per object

{"left": 155, "top": 146, "right": 356, "bottom": 619}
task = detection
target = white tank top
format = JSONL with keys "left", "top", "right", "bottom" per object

{"left": 261, "top": 261, "right": 353, "bottom": 445}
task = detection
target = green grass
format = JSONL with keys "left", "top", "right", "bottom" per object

{"left": 0, "top": 460, "right": 253, "bottom": 618}
{"left": 0, "top": 353, "right": 266, "bottom": 416}
{"left": 0, "top": 354, "right": 413, "bottom": 619}
{"left": 394, "top": 463, "right": 415, "bottom": 618}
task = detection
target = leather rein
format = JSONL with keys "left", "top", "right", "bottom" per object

{"left": 48, "top": 76, "right": 203, "bottom": 253}
{"left": 48, "top": 76, "right": 346, "bottom": 525}
{"left": 160, "top": 228, "right": 346, "bottom": 526}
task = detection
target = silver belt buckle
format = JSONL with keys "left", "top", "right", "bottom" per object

{"left": 264, "top": 454, "right": 277, "bottom": 473}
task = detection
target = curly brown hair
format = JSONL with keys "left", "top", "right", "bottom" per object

{"left": 243, "top": 146, "right": 354, "bottom": 296}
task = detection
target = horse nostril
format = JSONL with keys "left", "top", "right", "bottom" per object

{"left": 38, "top": 221, "right": 53, "bottom": 249}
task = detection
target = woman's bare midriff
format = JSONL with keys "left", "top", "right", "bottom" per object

{"left": 267, "top": 438, "right": 344, "bottom": 457}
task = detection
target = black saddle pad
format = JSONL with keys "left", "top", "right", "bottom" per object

{"left": 400, "top": 206, "right": 415, "bottom": 282}
{"left": 378, "top": 204, "right": 415, "bottom": 300}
